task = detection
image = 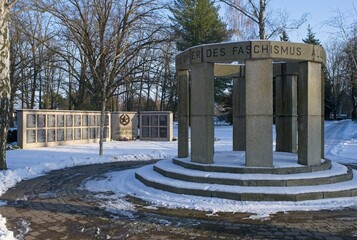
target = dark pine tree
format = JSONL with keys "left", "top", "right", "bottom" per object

{"left": 280, "top": 30, "right": 289, "bottom": 42}
{"left": 170, "top": 0, "right": 231, "bottom": 51}
{"left": 170, "top": 0, "right": 232, "bottom": 123}
{"left": 302, "top": 24, "right": 321, "bottom": 46}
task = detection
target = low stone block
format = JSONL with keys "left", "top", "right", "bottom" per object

{"left": 323, "top": 190, "right": 352, "bottom": 199}
{"left": 295, "top": 192, "right": 323, "bottom": 201}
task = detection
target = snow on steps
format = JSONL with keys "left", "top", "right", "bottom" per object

{"left": 135, "top": 156, "right": 357, "bottom": 202}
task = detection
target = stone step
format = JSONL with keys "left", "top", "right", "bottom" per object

{"left": 153, "top": 160, "right": 352, "bottom": 187}
{"left": 173, "top": 156, "right": 332, "bottom": 174}
{"left": 135, "top": 164, "right": 357, "bottom": 202}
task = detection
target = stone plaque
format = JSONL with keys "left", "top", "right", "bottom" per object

{"left": 66, "top": 115, "right": 73, "bottom": 127}
{"left": 37, "top": 115, "right": 46, "bottom": 128}
{"left": 74, "top": 128, "right": 81, "bottom": 140}
{"left": 160, "top": 127, "right": 167, "bottom": 138}
{"left": 82, "top": 115, "right": 88, "bottom": 126}
{"left": 142, "top": 127, "right": 150, "bottom": 138}
{"left": 74, "top": 115, "right": 81, "bottom": 127}
{"left": 47, "top": 129, "right": 56, "bottom": 142}
{"left": 89, "top": 115, "right": 96, "bottom": 126}
{"left": 66, "top": 129, "right": 73, "bottom": 141}
{"left": 151, "top": 115, "right": 158, "bottom": 126}
{"left": 111, "top": 112, "right": 137, "bottom": 141}
{"left": 203, "top": 42, "right": 251, "bottom": 63}
{"left": 160, "top": 115, "right": 167, "bottom": 126}
{"left": 97, "top": 115, "right": 101, "bottom": 126}
{"left": 57, "top": 115, "right": 64, "bottom": 127}
{"left": 26, "top": 130, "right": 36, "bottom": 143}
{"left": 90, "top": 128, "right": 96, "bottom": 139}
{"left": 82, "top": 128, "right": 88, "bottom": 139}
{"left": 142, "top": 115, "right": 149, "bottom": 126}
{"left": 48, "top": 115, "right": 56, "bottom": 127}
{"left": 37, "top": 129, "right": 46, "bottom": 142}
{"left": 151, "top": 127, "right": 158, "bottom": 138}
{"left": 27, "top": 114, "right": 36, "bottom": 128}
{"left": 176, "top": 40, "right": 326, "bottom": 69}
{"left": 57, "top": 129, "right": 64, "bottom": 141}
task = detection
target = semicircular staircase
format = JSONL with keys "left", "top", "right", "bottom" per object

{"left": 135, "top": 151, "right": 357, "bottom": 201}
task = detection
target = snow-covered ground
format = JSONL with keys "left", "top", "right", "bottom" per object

{"left": 0, "top": 120, "right": 357, "bottom": 239}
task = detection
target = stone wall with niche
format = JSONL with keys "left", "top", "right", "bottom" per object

{"left": 17, "top": 110, "right": 111, "bottom": 149}
{"left": 140, "top": 111, "right": 173, "bottom": 141}
{"left": 111, "top": 112, "right": 138, "bottom": 140}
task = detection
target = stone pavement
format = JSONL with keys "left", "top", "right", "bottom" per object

{"left": 0, "top": 160, "right": 356, "bottom": 240}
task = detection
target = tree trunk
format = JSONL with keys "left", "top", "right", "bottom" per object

{"left": 99, "top": 83, "right": 107, "bottom": 156}
{"left": 0, "top": 0, "right": 16, "bottom": 170}
{"left": 259, "top": 0, "right": 266, "bottom": 39}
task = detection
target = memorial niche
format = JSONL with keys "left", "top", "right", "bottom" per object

{"left": 37, "top": 129, "right": 46, "bottom": 142}
{"left": 48, "top": 115, "right": 56, "bottom": 127}
{"left": 159, "top": 128, "right": 167, "bottom": 138}
{"left": 90, "top": 128, "right": 96, "bottom": 139}
{"left": 74, "top": 115, "right": 81, "bottom": 127}
{"left": 89, "top": 115, "right": 96, "bottom": 126}
{"left": 142, "top": 127, "right": 150, "bottom": 138}
{"left": 37, "top": 115, "right": 46, "bottom": 128}
{"left": 57, "top": 129, "right": 64, "bottom": 141}
{"left": 74, "top": 128, "right": 81, "bottom": 140}
{"left": 82, "top": 128, "right": 89, "bottom": 139}
{"left": 27, "top": 114, "right": 36, "bottom": 128}
{"left": 66, "top": 129, "right": 73, "bottom": 141}
{"left": 141, "top": 115, "right": 150, "bottom": 138}
{"left": 151, "top": 115, "right": 158, "bottom": 126}
{"left": 57, "top": 115, "right": 64, "bottom": 127}
{"left": 66, "top": 115, "right": 73, "bottom": 127}
{"left": 47, "top": 129, "right": 56, "bottom": 142}
{"left": 26, "top": 130, "right": 36, "bottom": 143}
{"left": 82, "top": 115, "right": 88, "bottom": 126}
{"left": 160, "top": 115, "right": 167, "bottom": 125}
{"left": 151, "top": 127, "right": 158, "bottom": 138}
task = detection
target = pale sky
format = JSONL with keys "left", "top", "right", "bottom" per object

{"left": 220, "top": 0, "right": 356, "bottom": 46}
{"left": 270, "top": 0, "right": 356, "bottom": 44}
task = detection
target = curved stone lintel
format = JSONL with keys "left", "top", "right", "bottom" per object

{"left": 176, "top": 40, "right": 326, "bottom": 69}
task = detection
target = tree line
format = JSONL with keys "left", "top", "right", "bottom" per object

{"left": 8, "top": 0, "right": 177, "bottom": 129}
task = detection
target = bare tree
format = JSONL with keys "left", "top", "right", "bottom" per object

{"left": 325, "top": 41, "right": 349, "bottom": 119}
{"left": 328, "top": 9, "right": 357, "bottom": 121}
{"left": 0, "top": 0, "right": 17, "bottom": 169}
{"left": 37, "top": 0, "right": 169, "bottom": 155}
{"left": 219, "top": 0, "right": 307, "bottom": 39}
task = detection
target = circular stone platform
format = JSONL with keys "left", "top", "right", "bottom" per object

{"left": 135, "top": 152, "right": 357, "bottom": 202}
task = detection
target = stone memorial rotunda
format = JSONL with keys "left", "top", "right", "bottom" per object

{"left": 135, "top": 40, "right": 357, "bottom": 201}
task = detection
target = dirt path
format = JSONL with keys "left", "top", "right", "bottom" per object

{"left": 0, "top": 160, "right": 357, "bottom": 240}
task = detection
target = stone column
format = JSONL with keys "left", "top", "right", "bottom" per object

{"left": 245, "top": 59, "right": 273, "bottom": 167}
{"left": 233, "top": 65, "right": 246, "bottom": 151}
{"left": 177, "top": 70, "right": 190, "bottom": 158}
{"left": 298, "top": 61, "right": 322, "bottom": 166}
{"left": 275, "top": 63, "right": 298, "bottom": 153}
{"left": 190, "top": 63, "right": 214, "bottom": 164}
{"left": 321, "top": 67, "right": 325, "bottom": 159}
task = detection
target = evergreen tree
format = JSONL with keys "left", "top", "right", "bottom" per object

{"left": 280, "top": 30, "right": 289, "bottom": 42}
{"left": 170, "top": 0, "right": 231, "bottom": 51}
{"left": 302, "top": 24, "right": 321, "bottom": 46}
